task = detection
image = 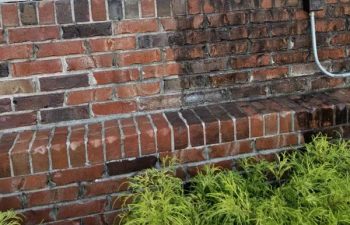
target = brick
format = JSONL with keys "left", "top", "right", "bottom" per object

{"left": 156, "top": 0, "right": 171, "bottom": 17}
{"left": 56, "top": 199, "right": 107, "bottom": 220}
{"left": 138, "top": 33, "right": 180, "bottom": 48}
{"left": 117, "top": 49, "right": 161, "bottom": 66}
{"left": 273, "top": 51, "right": 309, "bottom": 64}
{"left": 125, "top": 0, "right": 139, "bottom": 19}
{"left": 150, "top": 114, "right": 172, "bottom": 152}
{"left": 74, "top": 0, "right": 90, "bottom": 22}
{"left": 9, "top": 26, "right": 60, "bottom": 43}
{"left": 41, "top": 105, "right": 90, "bottom": 124}
{"left": 208, "top": 105, "right": 235, "bottom": 142}
{"left": 89, "top": 37, "right": 135, "bottom": 52}
{"left": 40, "top": 74, "right": 89, "bottom": 91}
{"left": 12, "top": 59, "right": 62, "bottom": 77}
{"left": 62, "top": 22, "right": 112, "bottom": 39}
{"left": 104, "top": 120, "right": 122, "bottom": 161}
{"left": 139, "top": 94, "right": 182, "bottom": 111}
{"left": 120, "top": 118, "right": 139, "bottom": 157}
{"left": 14, "top": 93, "right": 64, "bottom": 111}
{"left": 188, "top": 0, "right": 201, "bottom": 14}
{"left": 143, "top": 63, "right": 181, "bottom": 78}
{"left": 331, "top": 33, "right": 350, "bottom": 45}
{"left": 115, "top": 19, "right": 158, "bottom": 34}
{"left": 209, "top": 41, "right": 248, "bottom": 57}
{"left": 0, "top": 98, "right": 11, "bottom": 113}
{"left": 231, "top": 54, "right": 271, "bottom": 69}
{"left": 84, "top": 177, "right": 128, "bottom": 197}
{"left": 87, "top": 123, "right": 104, "bottom": 165}
{"left": 30, "top": 129, "right": 51, "bottom": 173}
{"left": 0, "top": 44, "right": 33, "bottom": 61}
{"left": 107, "top": 156, "right": 157, "bottom": 176}
{"left": 175, "top": 148, "right": 205, "bottom": 163}
{"left": 0, "top": 112, "right": 37, "bottom": 130}
{"left": 36, "top": 41, "right": 85, "bottom": 58}
{"left": 193, "top": 107, "right": 220, "bottom": 144}
{"left": 252, "top": 67, "right": 289, "bottom": 81}
{"left": 117, "top": 82, "right": 160, "bottom": 98}
{"left": 136, "top": 116, "right": 156, "bottom": 155}
{"left": 0, "top": 63, "right": 9, "bottom": 78}
{"left": 209, "top": 140, "right": 253, "bottom": 159}
{"left": 181, "top": 109, "right": 204, "bottom": 147}
{"left": 91, "top": 0, "right": 107, "bottom": 21}
{"left": 55, "top": 0, "right": 72, "bottom": 24}
{"left": 66, "top": 54, "right": 114, "bottom": 71}
{"left": 50, "top": 127, "right": 69, "bottom": 170}
{"left": 0, "top": 173, "right": 48, "bottom": 193}
{"left": 0, "top": 79, "right": 34, "bottom": 96}
{"left": 0, "top": 30, "right": 4, "bottom": 43}
{"left": 27, "top": 186, "right": 79, "bottom": 207}
{"left": 94, "top": 69, "right": 139, "bottom": 85}
{"left": 22, "top": 207, "right": 54, "bottom": 225}
{"left": 141, "top": 0, "right": 155, "bottom": 17}
{"left": 1, "top": 3, "right": 19, "bottom": 27}
{"left": 92, "top": 101, "right": 137, "bottom": 116}
{"left": 38, "top": 1, "right": 55, "bottom": 24}
{"left": 172, "top": 0, "right": 186, "bottom": 15}
{"left": 0, "top": 133, "right": 17, "bottom": 177}
{"left": 67, "top": 88, "right": 113, "bottom": 105}
{"left": 264, "top": 113, "right": 279, "bottom": 135}
{"left": 0, "top": 195, "right": 22, "bottom": 211}
{"left": 166, "top": 45, "right": 205, "bottom": 61}
{"left": 69, "top": 126, "right": 86, "bottom": 167}
{"left": 20, "top": 2, "right": 37, "bottom": 25}
{"left": 108, "top": 0, "right": 123, "bottom": 20}
{"left": 165, "top": 112, "right": 188, "bottom": 150}
{"left": 315, "top": 19, "right": 346, "bottom": 32}
{"left": 11, "top": 131, "right": 34, "bottom": 176}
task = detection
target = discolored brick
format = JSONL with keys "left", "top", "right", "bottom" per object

{"left": 108, "top": 0, "right": 123, "bottom": 20}
{"left": 20, "top": 2, "right": 37, "bottom": 25}
{"left": 14, "top": 93, "right": 64, "bottom": 111}
{"left": 125, "top": 0, "right": 139, "bottom": 19}
{"left": 40, "top": 74, "right": 89, "bottom": 92}
{"left": 55, "top": 0, "right": 72, "bottom": 24}
{"left": 62, "top": 22, "right": 112, "bottom": 39}
{"left": 0, "top": 63, "right": 9, "bottom": 78}
{"left": 74, "top": 0, "right": 90, "bottom": 22}
{"left": 40, "top": 105, "right": 90, "bottom": 124}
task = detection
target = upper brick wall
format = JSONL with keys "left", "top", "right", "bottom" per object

{"left": 0, "top": 0, "right": 349, "bottom": 131}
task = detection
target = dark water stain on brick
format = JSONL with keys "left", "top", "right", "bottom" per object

{"left": 0, "top": 63, "right": 9, "bottom": 78}
{"left": 107, "top": 156, "right": 158, "bottom": 176}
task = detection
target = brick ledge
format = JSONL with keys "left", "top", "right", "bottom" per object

{"left": 0, "top": 88, "right": 349, "bottom": 179}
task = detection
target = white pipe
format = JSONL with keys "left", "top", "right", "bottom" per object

{"left": 310, "top": 11, "right": 350, "bottom": 77}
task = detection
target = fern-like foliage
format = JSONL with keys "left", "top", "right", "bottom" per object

{"left": 0, "top": 211, "right": 22, "bottom": 225}
{"left": 118, "top": 135, "right": 350, "bottom": 225}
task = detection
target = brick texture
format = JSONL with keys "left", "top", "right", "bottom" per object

{"left": 0, "top": 0, "right": 349, "bottom": 223}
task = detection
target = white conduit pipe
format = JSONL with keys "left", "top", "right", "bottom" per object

{"left": 310, "top": 11, "right": 350, "bottom": 77}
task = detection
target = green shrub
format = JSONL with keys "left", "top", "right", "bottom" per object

{"left": 118, "top": 135, "right": 350, "bottom": 225}
{"left": 0, "top": 211, "right": 22, "bottom": 225}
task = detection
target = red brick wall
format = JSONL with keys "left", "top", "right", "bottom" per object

{"left": 0, "top": 0, "right": 350, "bottom": 224}
{"left": 0, "top": 0, "right": 348, "bottom": 132}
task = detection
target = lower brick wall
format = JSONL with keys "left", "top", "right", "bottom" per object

{"left": 1, "top": 87, "right": 350, "bottom": 224}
